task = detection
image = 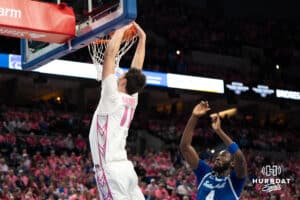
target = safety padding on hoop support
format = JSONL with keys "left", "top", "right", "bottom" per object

{"left": 0, "top": 0, "right": 75, "bottom": 43}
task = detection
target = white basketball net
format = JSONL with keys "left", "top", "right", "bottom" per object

{"left": 88, "top": 33, "right": 138, "bottom": 81}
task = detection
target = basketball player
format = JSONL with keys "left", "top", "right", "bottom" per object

{"left": 89, "top": 22, "right": 146, "bottom": 200}
{"left": 180, "top": 101, "right": 247, "bottom": 200}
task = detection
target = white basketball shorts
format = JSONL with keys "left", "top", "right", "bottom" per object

{"left": 95, "top": 160, "right": 145, "bottom": 200}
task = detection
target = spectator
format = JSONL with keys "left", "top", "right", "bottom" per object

{"left": 168, "top": 189, "right": 180, "bottom": 200}
{"left": 147, "top": 178, "right": 159, "bottom": 194}
{"left": 0, "top": 158, "right": 9, "bottom": 173}
{"left": 176, "top": 179, "right": 192, "bottom": 197}
{"left": 74, "top": 134, "right": 86, "bottom": 153}
{"left": 155, "top": 182, "right": 170, "bottom": 199}
{"left": 64, "top": 133, "right": 75, "bottom": 152}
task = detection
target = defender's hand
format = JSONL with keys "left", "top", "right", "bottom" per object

{"left": 211, "top": 115, "right": 222, "bottom": 132}
{"left": 192, "top": 101, "right": 210, "bottom": 117}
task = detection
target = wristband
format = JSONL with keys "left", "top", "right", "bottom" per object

{"left": 227, "top": 142, "right": 239, "bottom": 154}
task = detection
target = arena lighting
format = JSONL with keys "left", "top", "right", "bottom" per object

{"left": 32, "top": 59, "right": 224, "bottom": 93}
{"left": 210, "top": 108, "right": 237, "bottom": 118}
{"left": 276, "top": 89, "right": 300, "bottom": 100}
{"left": 2, "top": 53, "right": 299, "bottom": 99}
{"left": 1, "top": 53, "right": 224, "bottom": 93}
{"left": 252, "top": 85, "right": 274, "bottom": 98}
{"left": 226, "top": 81, "right": 249, "bottom": 95}
{"left": 34, "top": 59, "right": 98, "bottom": 80}
{"left": 167, "top": 73, "right": 224, "bottom": 93}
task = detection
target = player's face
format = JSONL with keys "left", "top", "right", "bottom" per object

{"left": 213, "top": 150, "right": 232, "bottom": 173}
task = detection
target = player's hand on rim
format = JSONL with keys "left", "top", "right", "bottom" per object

{"left": 192, "top": 101, "right": 210, "bottom": 117}
{"left": 132, "top": 22, "right": 146, "bottom": 38}
{"left": 115, "top": 23, "right": 132, "bottom": 34}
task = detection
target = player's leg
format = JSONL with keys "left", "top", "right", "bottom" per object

{"left": 95, "top": 161, "right": 143, "bottom": 199}
{"left": 94, "top": 167, "right": 114, "bottom": 200}
{"left": 130, "top": 185, "right": 145, "bottom": 200}
{"left": 107, "top": 174, "right": 131, "bottom": 199}
{"left": 128, "top": 162, "right": 145, "bottom": 200}
{"left": 104, "top": 162, "right": 132, "bottom": 199}
{"left": 95, "top": 172, "right": 129, "bottom": 200}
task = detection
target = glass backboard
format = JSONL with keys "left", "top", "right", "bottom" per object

{"left": 21, "top": 0, "right": 136, "bottom": 70}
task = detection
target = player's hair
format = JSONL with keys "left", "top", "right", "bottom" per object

{"left": 125, "top": 68, "right": 146, "bottom": 95}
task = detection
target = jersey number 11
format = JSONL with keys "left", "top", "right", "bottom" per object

{"left": 120, "top": 106, "right": 135, "bottom": 128}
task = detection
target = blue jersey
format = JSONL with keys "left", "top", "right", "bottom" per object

{"left": 194, "top": 160, "right": 246, "bottom": 200}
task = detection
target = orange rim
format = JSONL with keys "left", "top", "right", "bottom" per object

{"left": 92, "top": 39, "right": 109, "bottom": 44}
{"left": 122, "top": 25, "right": 137, "bottom": 41}
{"left": 92, "top": 25, "right": 137, "bottom": 45}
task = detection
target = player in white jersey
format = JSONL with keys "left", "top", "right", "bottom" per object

{"left": 89, "top": 22, "right": 146, "bottom": 200}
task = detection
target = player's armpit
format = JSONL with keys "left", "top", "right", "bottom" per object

{"left": 233, "top": 150, "right": 247, "bottom": 179}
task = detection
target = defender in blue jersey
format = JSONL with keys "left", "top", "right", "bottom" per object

{"left": 180, "top": 101, "right": 247, "bottom": 200}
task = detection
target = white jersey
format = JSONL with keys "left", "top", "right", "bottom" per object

{"left": 89, "top": 74, "right": 138, "bottom": 165}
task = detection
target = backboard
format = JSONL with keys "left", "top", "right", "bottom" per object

{"left": 21, "top": 0, "right": 137, "bottom": 70}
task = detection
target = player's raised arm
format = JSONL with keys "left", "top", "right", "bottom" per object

{"left": 102, "top": 24, "right": 132, "bottom": 80}
{"left": 180, "top": 101, "right": 210, "bottom": 169}
{"left": 211, "top": 115, "right": 247, "bottom": 179}
{"left": 130, "top": 22, "right": 146, "bottom": 70}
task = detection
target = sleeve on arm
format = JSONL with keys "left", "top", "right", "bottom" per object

{"left": 230, "top": 171, "right": 247, "bottom": 196}
{"left": 193, "top": 160, "right": 212, "bottom": 184}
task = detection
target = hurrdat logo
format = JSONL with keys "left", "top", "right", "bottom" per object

{"left": 252, "top": 165, "right": 291, "bottom": 192}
